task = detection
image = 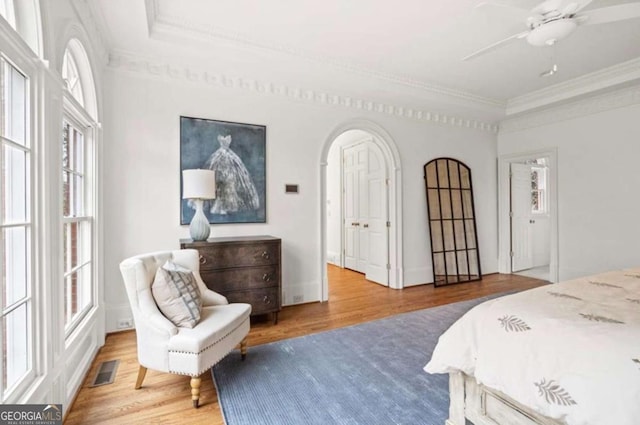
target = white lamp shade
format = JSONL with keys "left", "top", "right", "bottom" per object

{"left": 182, "top": 169, "right": 216, "bottom": 199}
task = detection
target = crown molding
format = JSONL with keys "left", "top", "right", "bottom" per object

{"left": 500, "top": 83, "right": 640, "bottom": 133}
{"left": 107, "top": 50, "right": 499, "bottom": 133}
{"left": 506, "top": 57, "right": 640, "bottom": 116}
{"left": 143, "top": 0, "right": 504, "bottom": 111}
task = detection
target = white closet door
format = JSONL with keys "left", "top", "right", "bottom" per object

{"left": 511, "top": 163, "right": 533, "bottom": 272}
{"left": 343, "top": 145, "right": 358, "bottom": 271}
{"left": 342, "top": 141, "right": 389, "bottom": 284}
{"left": 364, "top": 143, "right": 389, "bottom": 286}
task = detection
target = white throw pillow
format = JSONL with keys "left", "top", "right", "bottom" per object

{"left": 152, "top": 266, "right": 203, "bottom": 328}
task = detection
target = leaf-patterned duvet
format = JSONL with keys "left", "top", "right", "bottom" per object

{"left": 424, "top": 268, "right": 640, "bottom": 425}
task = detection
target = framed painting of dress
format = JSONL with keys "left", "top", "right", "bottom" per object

{"left": 180, "top": 116, "right": 266, "bottom": 224}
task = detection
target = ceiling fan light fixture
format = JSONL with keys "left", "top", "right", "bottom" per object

{"left": 526, "top": 18, "right": 577, "bottom": 46}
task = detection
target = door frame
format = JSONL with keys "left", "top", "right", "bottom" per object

{"left": 498, "top": 148, "right": 559, "bottom": 282}
{"left": 320, "top": 119, "right": 403, "bottom": 301}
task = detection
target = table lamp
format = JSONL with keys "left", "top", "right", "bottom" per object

{"left": 182, "top": 169, "right": 216, "bottom": 241}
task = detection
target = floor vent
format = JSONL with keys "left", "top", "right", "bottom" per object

{"left": 90, "top": 360, "right": 120, "bottom": 387}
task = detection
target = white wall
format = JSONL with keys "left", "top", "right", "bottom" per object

{"left": 499, "top": 101, "right": 640, "bottom": 280}
{"left": 103, "top": 68, "right": 499, "bottom": 331}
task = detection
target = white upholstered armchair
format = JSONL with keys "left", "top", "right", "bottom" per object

{"left": 119, "top": 249, "right": 251, "bottom": 407}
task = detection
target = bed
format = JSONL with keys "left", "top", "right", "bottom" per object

{"left": 424, "top": 268, "right": 640, "bottom": 425}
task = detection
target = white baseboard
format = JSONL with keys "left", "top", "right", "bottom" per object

{"left": 282, "top": 280, "right": 321, "bottom": 306}
{"left": 106, "top": 303, "right": 133, "bottom": 333}
{"left": 403, "top": 267, "right": 432, "bottom": 286}
{"left": 326, "top": 251, "right": 341, "bottom": 266}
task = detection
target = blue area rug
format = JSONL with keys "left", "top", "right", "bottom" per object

{"left": 213, "top": 295, "right": 499, "bottom": 425}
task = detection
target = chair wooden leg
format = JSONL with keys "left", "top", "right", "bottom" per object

{"left": 191, "top": 376, "right": 201, "bottom": 408}
{"left": 240, "top": 338, "right": 248, "bottom": 361}
{"left": 134, "top": 366, "right": 147, "bottom": 390}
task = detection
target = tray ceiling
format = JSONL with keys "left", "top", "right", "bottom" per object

{"left": 89, "top": 0, "right": 640, "bottom": 117}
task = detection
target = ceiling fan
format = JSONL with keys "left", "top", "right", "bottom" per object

{"left": 463, "top": 0, "right": 640, "bottom": 61}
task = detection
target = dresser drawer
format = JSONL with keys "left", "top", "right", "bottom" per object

{"left": 198, "top": 242, "right": 279, "bottom": 270}
{"left": 225, "top": 287, "right": 280, "bottom": 315}
{"left": 201, "top": 266, "right": 279, "bottom": 292}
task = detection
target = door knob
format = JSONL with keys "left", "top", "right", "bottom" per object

{"left": 363, "top": 224, "right": 369, "bottom": 228}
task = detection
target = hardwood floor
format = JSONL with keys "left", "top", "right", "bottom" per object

{"left": 64, "top": 266, "right": 546, "bottom": 424}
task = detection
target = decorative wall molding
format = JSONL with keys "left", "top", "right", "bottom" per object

{"left": 500, "top": 84, "right": 640, "bottom": 133}
{"left": 107, "top": 51, "right": 500, "bottom": 133}
{"left": 506, "top": 57, "right": 640, "bottom": 115}
{"left": 144, "top": 0, "right": 504, "bottom": 111}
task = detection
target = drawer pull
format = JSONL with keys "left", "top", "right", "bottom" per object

{"left": 262, "top": 273, "right": 272, "bottom": 282}
{"left": 261, "top": 251, "right": 271, "bottom": 260}
{"left": 199, "top": 255, "right": 207, "bottom": 265}
{"left": 263, "top": 296, "right": 271, "bottom": 305}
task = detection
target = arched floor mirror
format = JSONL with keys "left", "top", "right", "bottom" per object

{"left": 424, "top": 158, "right": 481, "bottom": 286}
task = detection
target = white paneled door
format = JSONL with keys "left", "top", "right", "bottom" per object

{"left": 343, "top": 141, "right": 389, "bottom": 286}
{"left": 510, "top": 163, "right": 533, "bottom": 272}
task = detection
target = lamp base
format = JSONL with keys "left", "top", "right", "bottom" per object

{"left": 189, "top": 199, "right": 211, "bottom": 241}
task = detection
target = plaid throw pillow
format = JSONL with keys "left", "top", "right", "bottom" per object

{"left": 152, "top": 267, "right": 203, "bottom": 328}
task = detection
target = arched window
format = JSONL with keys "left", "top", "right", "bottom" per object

{"left": 62, "top": 48, "right": 85, "bottom": 106}
{"left": 61, "top": 39, "right": 98, "bottom": 335}
{"left": 0, "top": 0, "right": 41, "bottom": 55}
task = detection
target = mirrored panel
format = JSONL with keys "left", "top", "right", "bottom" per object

{"left": 424, "top": 158, "right": 481, "bottom": 286}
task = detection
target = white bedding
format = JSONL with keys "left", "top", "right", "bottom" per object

{"left": 425, "top": 268, "right": 640, "bottom": 425}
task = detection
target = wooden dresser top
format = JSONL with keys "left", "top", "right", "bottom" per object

{"left": 180, "top": 235, "right": 280, "bottom": 246}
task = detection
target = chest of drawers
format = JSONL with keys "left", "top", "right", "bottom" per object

{"left": 180, "top": 235, "right": 281, "bottom": 323}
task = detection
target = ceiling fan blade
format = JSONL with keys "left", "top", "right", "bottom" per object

{"left": 581, "top": 3, "right": 640, "bottom": 26}
{"left": 462, "top": 31, "right": 530, "bottom": 61}
{"left": 572, "top": 0, "right": 594, "bottom": 13}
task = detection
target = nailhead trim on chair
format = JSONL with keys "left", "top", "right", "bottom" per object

{"left": 168, "top": 316, "right": 249, "bottom": 377}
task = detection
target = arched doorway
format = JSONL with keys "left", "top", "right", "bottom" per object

{"left": 319, "top": 120, "right": 403, "bottom": 301}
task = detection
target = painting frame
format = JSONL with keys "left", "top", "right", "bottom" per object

{"left": 180, "top": 116, "right": 267, "bottom": 225}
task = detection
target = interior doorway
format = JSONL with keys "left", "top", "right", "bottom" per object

{"left": 320, "top": 122, "right": 403, "bottom": 302}
{"left": 327, "top": 130, "right": 388, "bottom": 285}
{"left": 498, "top": 149, "right": 558, "bottom": 283}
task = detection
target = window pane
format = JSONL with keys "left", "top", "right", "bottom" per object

{"left": 64, "top": 272, "right": 76, "bottom": 324}
{"left": 2, "top": 144, "right": 27, "bottom": 223}
{"left": 8, "top": 65, "right": 26, "bottom": 145}
{"left": 77, "top": 263, "right": 91, "bottom": 313}
{"left": 2, "top": 226, "right": 27, "bottom": 307}
{"left": 62, "top": 122, "right": 70, "bottom": 169}
{"left": 72, "top": 128, "right": 84, "bottom": 173}
{"left": 63, "top": 172, "right": 84, "bottom": 218}
{"left": 2, "top": 62, "right": 27, "bottom": 145}
{"left": 3, "top": 303, "right": 30, "bottom": 390}
{"left": 73, "top": 174, "right": 84, "bottom": 216}
{"left": 64, "top": 264, "right": 91, "bottom": 329}
{"left": 62, "top": 170, "right": 70, "bottom": 217}
{"left": 63, "top": 222, "right": 79, "bottom": 273}
{"left": 62, "top": 50, "right": 84, "bottom": 107}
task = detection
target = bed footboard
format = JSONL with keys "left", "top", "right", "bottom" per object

{"left": 447, "top": 373, "right": 562, "bottom": 425}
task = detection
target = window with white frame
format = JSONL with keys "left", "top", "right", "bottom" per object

{"left": 0, "top": 56, "right": 33, "bottom": 400}
{"left": 61, "top": 43, "right": 95, "bottom": 335}
{"left": 531, "top": 163, "right": 548, "bottom": 215}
